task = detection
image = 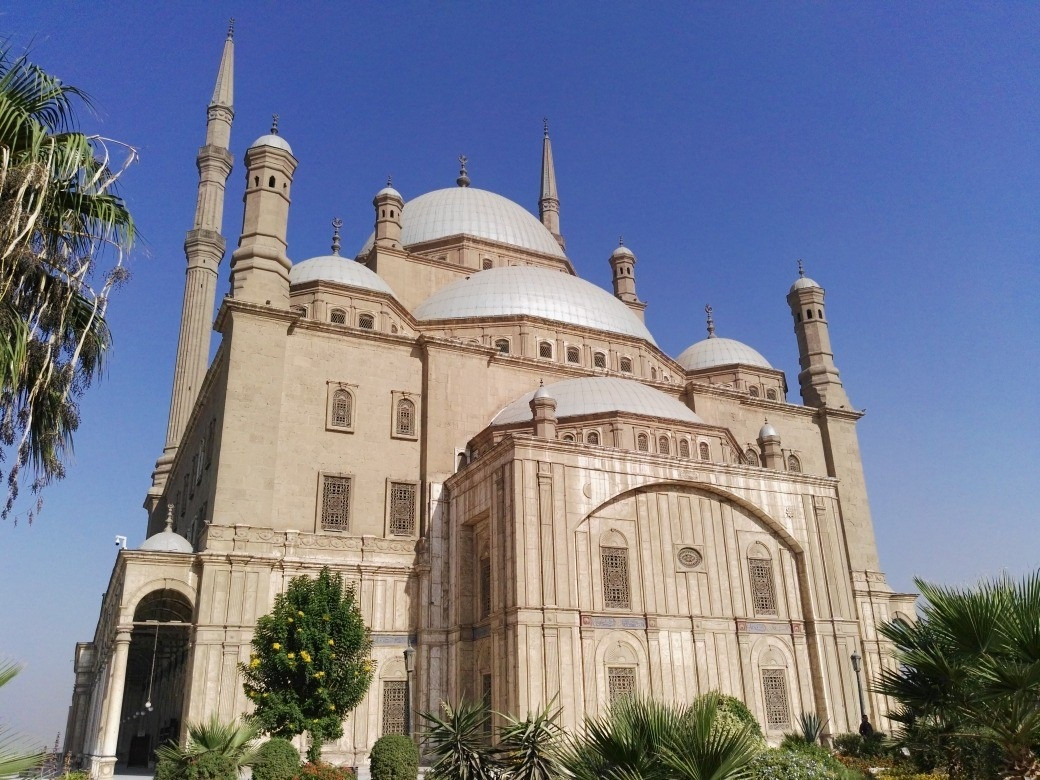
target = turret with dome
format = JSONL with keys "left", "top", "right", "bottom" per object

{"left": 73, "top": 27, "right": 914, "bottom": 776}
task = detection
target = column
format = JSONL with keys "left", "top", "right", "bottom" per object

{"left": 91, "top": 629, "right": 132, "bottom": 779}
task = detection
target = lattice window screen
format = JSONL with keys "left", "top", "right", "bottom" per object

{"left": 396, "top": 399, "right": 416, "bottom": 436}
{"left": 330, "top": 309, "right": 346, "bottom": 324}
{"left": 381, "top": 680, "right": 406, "bottom": 736}
{"left": 567, "top": 346, "right": 580, "bottom": 363}
{"left": 358, "top": 313, "right": 375, "bottom": 330}
{"left": 479, "top": 557, "right": 492, "bottom": 619}
{"left": 331, "top": 390, "right": 352, "bottom": 428}
{"left": 699, "top": 442, "right": 710, "bottom": 460}
{"left": 594, "top": 352, "right": 606, "bottom": 368}
{"left": 495, "top": 339, "right": 510, "bottom": 354}
{"left": 636, "top": 434, "right": 649, "bottom": 452}
{"left": 389, "top": 483, "right": 416, "bottom": 536}
{"left": 761, "top": 668, "right": 791, "bottom": 729}
{"left": 619, "top": 357, "right": 633, "bottom": 372}
{"left": 749, "top": 557, "right": 778, "bottom": 615}
{"left": 658, "top": 437, "right": 670, "bottom": 455}
{"left": 587, "top": 431, "right": 600, "bottom": 445}
{"left": 321, "top": 476, "right": 351, "bottom": 531}
{"left": 607, "top": 667, "right": 636, "bottom": 705}
{"left": 787, "top": 454, "right": 801, "bottom": 473}
{"left": 539, "top": 341, "right": 553, "bottom": 359}
{"left": 679, "top": 439, "right": 690, "bottom": 458}
{"left": 745, "top": 449, "right": 760, "bottom": 466}
{"left": 601, "top": 546, "right": 631, "bottom": 609}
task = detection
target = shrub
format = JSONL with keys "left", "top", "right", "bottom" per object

{"left": 747, "top": 747, "right": 848, "bottom": 780}
{"left": 253, "top": 738, "right": 301, "bottom": 780}
{"left": 833, "top": 732, "right": 887, "bottom": 759}
{"left": 781, "top": 741, "right": 854, "bottom": 775}
{"left": 714, "top": 693, "right": 764, "bottom": 738}
{"left": 294, "top": 762, "right": 355, "bottom": 780}
{"left": 369, "top": 735, "right": 418, "bottom": 780}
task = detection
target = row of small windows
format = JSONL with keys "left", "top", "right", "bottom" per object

{"left": 634, "top": 432, "right": 710, "bottom": 460}
{"left": 795, "top": 308, "right": 824, "bottom": 323}
{"left": 560, "top": 430, "right": 600, "bottom": 445}
{"left": 496, "top": 339, "right": 654, "bottom": 377}
{"left": 748, "top": 386, "right": 779, "bottom": 401}
{"left": 742, "top": 448, "right": 801, "bottom": 472}
{"left": 320, "top": 475, "right": 417, "bottom": 536}
{"left": 329, "top": 389, "right": 416, "bottom": 438}
{"left": 327, "top": 308, "right": 375, "bottom": 330}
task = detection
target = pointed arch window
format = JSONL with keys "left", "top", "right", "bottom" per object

{"left": 636, "top": 433, "right": 649, "bottom": 452}
{"left": 330, "top": 308, "right": 347, "bottom": 325}
{"left": 326, "top": 384, "right": 356, "bottom": 433}
{"left": 395, "top": 397, "right": 416, "bottom": 437}
{"left": 787, "top": 454, "right": 801, "bottom": 473}
{"left": 678, "top": 439, "right": 690, "bottom": 458}
{"left": 745, "top": 448, "right": 760, "bottom": 467}
{"left": 698, "top": 441, "right": 710, "bottom": 460}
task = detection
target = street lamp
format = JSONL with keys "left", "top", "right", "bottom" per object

{"left": 850, "top": 651, "right": 873, "bottom": 735}
{"left": 403, "top": 647, "right": 416, "bottom": 740}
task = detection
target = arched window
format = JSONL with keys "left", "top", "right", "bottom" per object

{"left": 698, "top": 441, "right": 710, "bottom": 460}
{"left": 749, "top": 386, "right": 760, "bottom": 398}
{"left": 806, "top": 309, "right": 813, "bottom": 319}
{"left": 619, "top": 356, "right": 633, "bottom": 373}
{"left": 761, "top": 668, "right": 791, "bottom": 731}
{"left": 495, "top": 338, "right": 510, "bottom": 354}
{"left": 601, "top": 544, "right": 631, "bottom": 610}
{"left": 593, "top": 352, "right": 607, "bottom": 369}
{"left": 292, "top": 305, "right": 307, "bottom": 318}
{"left": 390, "top": 324, "right": 398, "bottom": 334}
{"left": 817, "top": 309, "right": 823, "bottom": 319}
{"left": 539, "top": 341, "right": 553, "bottom": 359}
{"left": 787, "top": 454, "right": 801, "bottom": 473}
{"left": 268, "top": 176, "right": 276, "bottom": 188}
{"left": 561, "top": 433, "right": 575, "bottom": 443}
{"left": 482, "top": 258, "right": 493, "bottom": 270}
{"left": 331, "top": 389, "right": 352, "bottom": 428}
{"left": 358, "top": 313, "right": 375, "bottom": 330}
{"left": 566, "top": 346, "right": 581, "bottom": 364}
{"left": 678, "top": 439, "right": 690, "bottom": 458}
{"left": 395, "top": 398, "right": 416, "bottom": 437}
{"left": 636, "top": 433, "right": 649, "bottom": 452}
{"left": 766, "top": 388, "right": 777, "bottom": 401}
{"left": 586, "top": 431, "right": 600, "bottom": 445}
{"left": 745, "top": 448, "right": 760, "bottom": 467}
{"left": 457, "top": 452, "right": 468, "bottom": 471}
{"left": 330, "top": 308, "right": 346, "bottom": 324}
{"left": 748, "top": 551, "right": 778, "bottom": 616}
{"left": 658, "top": 436, "right": 670, "bottom": 455}
{"left": 650, "top": 367, "right": 657, "bottom": 380}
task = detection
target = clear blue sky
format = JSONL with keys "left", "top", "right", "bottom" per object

{"left": 2, "top": 1, "right": 1037, "bottom": 744}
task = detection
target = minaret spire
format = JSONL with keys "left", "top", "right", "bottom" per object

{"left": 539, "top": 118, "right": 565, "bottom": 251}
{"left": 149, "top": 25, "right": 236, "bottom": 513}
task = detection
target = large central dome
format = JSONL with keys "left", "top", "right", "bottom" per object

{"left": 359, "top": 187, "right": 567, "bottom": 258}
{"left": 413, "top": 266, "right": 658, "bottom": 345}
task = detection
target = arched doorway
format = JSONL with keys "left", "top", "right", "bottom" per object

{"left": 117, "top": 589, "right": 193, "bottom": 767}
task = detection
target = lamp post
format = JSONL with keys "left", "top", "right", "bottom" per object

{"left": 850, "top": 651, "right": 873, "bottom": 735}
{"left": 403, "top": 646, "right": 416, "bottom": 741}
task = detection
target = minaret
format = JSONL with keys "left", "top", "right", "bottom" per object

{"left": 609, "top": 237, "right": 647, "bottom": 322}
{"left": 539, "top": 119, "right": 565, "bottom": 251}
{"left": 149, "top": 22, "right": 236, "bottom": 509}
{"left": 229, "top": 115, "right": 298, "bottom": 306}
{"left": 373, "top": 176, "right": 404, "bottom": 249}
{"left": 787, "top": 261, "right": 850, "bottom": 408}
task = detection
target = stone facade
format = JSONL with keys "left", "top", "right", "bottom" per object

{"left": 66, "top": 30, "right": 915, "bottom": 777}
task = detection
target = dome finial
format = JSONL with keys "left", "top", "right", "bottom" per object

{"left": 543, "top": 117, "right": 549, "bottom": 138}
{"left": 331, "top": 217, "right": 343, "bottom": 256}
{"left": 457, "top": 154, "right": 470, "bottom": 187}
{"left": 386, "top": 174, "right": 393, "bottom": 187}
{"left": 798, "top": 258, "right": 805, "bottom": 278}
{"left": 165, "top": 503, "right": 175, "bottom": 532}
{"left": 227, "top": 17, "right": 235, "bottom": 40}
{"left": 705, "top": 304, "right": 716, "bottom": 338}
{"left": 618, "top": 235, "right": 624, "bottom": 247}
{"left": 270, "top": 114, "right": 279, "bottom": 135}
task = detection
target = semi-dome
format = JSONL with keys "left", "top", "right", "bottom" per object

{"left": 413, "top": 266, "right": 657, "bottom": 345}
{"left": 139, "top": 517, "right": 193, "bottom": 554}
{"left": 677, "top": 337, "right": 771, "bottom": 371}
{"left": 290, "top": 256, "right": 397, "bottom": 296}
{"left": 359, "top": 187, "right": 566, "bottom": 259}
{"left": 249, "top": 133, "right": 293, "bottom": 154}
{"left": 492, "top": 377, "right": 703, "bottom": 426}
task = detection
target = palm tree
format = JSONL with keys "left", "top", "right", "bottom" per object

{"left": 422, "top": 700, "right": 501, "bottom": 780}
{"left": 0, "top": 46, "right": 135, "bottom": 522}
{"left": 496, "top": 703, "right": 566, "bottom": 780}
{"left": 0, "top": 660, "right": 45, "bottom": 778}
{"left": 155, "top": 715, "right": 259, "bottom": 780}
{"left": 876, "top": 571, "right": 1040, "bottom": 780}
{"left": 561, "top": 693, "right": 761, "bottom": 780}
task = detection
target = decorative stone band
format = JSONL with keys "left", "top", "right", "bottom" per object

{"left": 580, "top": 614, "right": 648, "bottom": 629}
{"left": 371, "top": 633, "right": 417, "bottom": 647}
{"left": 735, "top": 619, "right": 804, "bottom": 635}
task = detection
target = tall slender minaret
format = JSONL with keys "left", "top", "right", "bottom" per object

{"left": 148, "top": 23, "right": 235, "bottom": 509}
{"left": 787, "top": 261, "right": 850, "bottom": 408}
{"left": 539, "top": 118, "right": 565, "bottom": 251}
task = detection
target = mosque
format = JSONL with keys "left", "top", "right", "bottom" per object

{"left": 65, "top": 27, "right": 916, "bottom": 776}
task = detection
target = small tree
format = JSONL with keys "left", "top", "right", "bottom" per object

{"left": 241, "top": 567, "right": 373, "bottom": 763}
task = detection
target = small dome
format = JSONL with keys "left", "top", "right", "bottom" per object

{"left": 789, "top": 275, "right": 820, "bottom": 293}
{"left": 358, "top": 187, "right": 566, "bottom": 258}
{"left": 677, "top": 337, "right": 771, "bottom": 371}
{"left": 290, "top": 256, "right": 397, "bottom": 296}
{"left": 492, "top": 377, "right": 703, "bottom": 426}
{"left": 413, "top": 266, "right": 656, "bottom": 345}
{"left": 611, "top": 245, "right": 635, "bottom": 259}
{"left": 249, "top": 133, "right": 293, "bottom": 154}
{"left": 759, "top": 422, "right": 778, "bottom": 439}
{"left": 375, "top": 185, "right": 402, "bottom": 201}
{"left": 532, "top": 383, "right": 554, "bottom": 401}
{"left": 139, "top": 519, "right": 193, "bottom": 554}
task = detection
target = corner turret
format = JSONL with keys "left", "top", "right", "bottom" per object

{"left": 608, "top": 237, "right": 646, "bottom": 322}
{"left": 373, "top": 177, "right": 404, "bottom": 249}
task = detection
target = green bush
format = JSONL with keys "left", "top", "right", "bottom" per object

{"left": 293, "top": 762, "right": 355, "bottom": 780}
{"left": 253, "top": 738, "right": 301, "bottom": 780}
{"left": 833, "top": 732, "right": 887, "bottom": 759}
{"left": 369, "top": 735, "right": 418, "bottom": 780}
{"left": 714, "top": 693, "right": 764, "bottom": 738}
{"left": 747, "top": 747, "right": 848, "bottom": 780}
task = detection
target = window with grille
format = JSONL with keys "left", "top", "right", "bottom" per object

{"left": 636, "top": 433, "right": 649, "bottom": 452}
{"left": 619, "top": 356, "right": 633, "bottom": 373}
{"left": 183, "top": 473, "right": 190, "bottom": 507}
{"left": 698, "top": 442, "right": 710, "bottom": 460}
{"left": 482, "top": 258, "right": 493, "bottom": 270}
{"left": 587, "top": 431, "right": 600, "bottom": 445}
{"left": 678, "top": 439, "right": 690, "bottom": 458}
{"left": 593, "top": 352, "right": 606, "bottom": 369}
{"left": 331, "top": 389, "right": 352, "bottom": 428}
{"left": 396, "top": 398, "right": 416, "bottom": 436}
{"left": 749, "top": 557, "right": 777, "bottom": 615}
{"left": 566, "top": 346, "right": 580, "bottom": 363}
{"left": 766, "top": 388, "right": 778, "bottom": 401}
{"left": 761, "top": 669, "right": 791, "bottom": 730}
{"left": 388, "top": 482, "right": 416, "bottom": 536}
{"left": 495, "top": 339, "right": 510, "bottom": 354}
{"left": 292, "top": 305, "right": 307, "bottom": 318}
{"left": 358, "top": 313, "right": 375, "bottom": 330}
{"left": 330, "top": 309, "right": 346, "bottom": 324}
{"left": 321, "top": 476, "right": 351, "bottom": 531}
{"left": 658, "top": 436, "right": 669, "bottom": 455}
{"left": 381, "top": 680, "right": 407, "bottom": 736}
{"left": 787, "top": 454, "right": 801, "bottom": 473}
{"left": 479, "top": 556, "right": 491, "bottom": 619}
{"left": 539, "top": 341, "right": 553, "bottom": 359}
{"left": 607, "top": 667, "right": 636, "bottom": 705}
{"left": 745, "top": 448, "right": 760, "bottom": 467}
{"left": 749, "top": 386, "right": 760, "bottom": 398}
{"left": 601, "top": 546, "right": 630, "bottom": 609}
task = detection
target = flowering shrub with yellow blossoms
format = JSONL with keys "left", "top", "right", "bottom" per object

{"left": 239, "top": 567, "right": 373, "bottom": 763}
